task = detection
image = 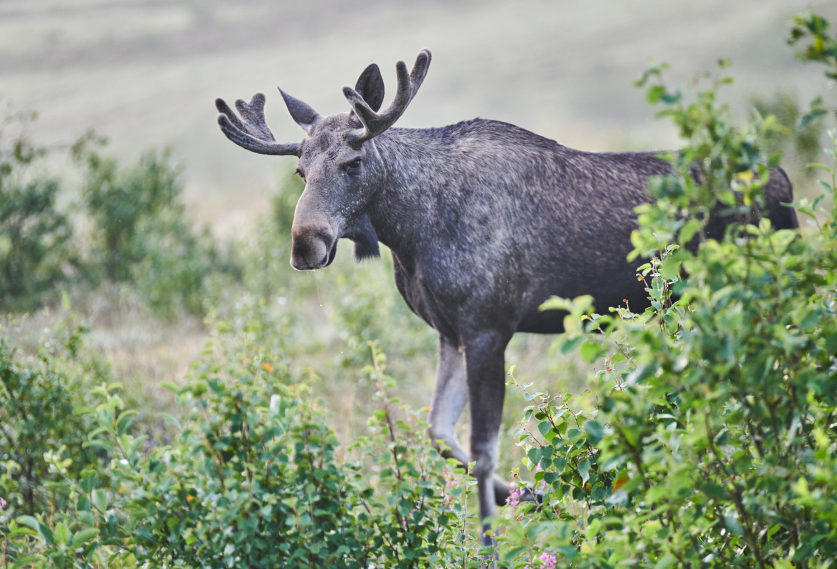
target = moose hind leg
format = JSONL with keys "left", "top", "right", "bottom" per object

{"left": 428, "top": 335, "right": 470, "bottom": 466}
{"left": 463, "top": 330, "right": 510, "bottom": 545}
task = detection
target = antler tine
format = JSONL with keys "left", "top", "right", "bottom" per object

{"left": 215, "top": 93, "right": 300, "bottom": 156}
{"left": 344, "top": 49, "right": 432, "bottom": 145}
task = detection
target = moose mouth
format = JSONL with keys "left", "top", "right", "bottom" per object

{"left": 324, "top": 237, "right": 338, "bottom": 267}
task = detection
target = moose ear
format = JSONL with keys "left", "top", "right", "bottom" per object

{"left": 278, "top": 88, "right": 321, "bottom": 136}
{"left": 354, "top": 63, "right": 385, "bottom": 112}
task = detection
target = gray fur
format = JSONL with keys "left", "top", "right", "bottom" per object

{"left": 215, "top": 49, "right": 800, "bottom": 545}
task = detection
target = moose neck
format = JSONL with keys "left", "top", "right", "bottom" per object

{"left": 365, "top": 127, "right": 448, "bottom": 264}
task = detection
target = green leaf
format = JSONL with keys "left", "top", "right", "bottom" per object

{"left": 660, "top": 256, "right": 682, "bottom": 281}
{"left": 539, "top": 296, "right": 572, "bottom": 311}
{"left": 647, "top": 85, "right": 666, "bottom": 104}
{"left": 527, "top": 447, "right": 543, "bottom": 465}
{"left": 677, "top": 218, "right": 701, "bottom": 246}
{"left": 584, "top": 420, "right": 604, "bottom": 445}
{"left": 567, "top": 428, "right": 583, "bottom": 440}
{"left": 157, "top": 412, "right": 182, "bottom": 430}
{"left": 8, "top": 528, "right": 40, "bottom": 538}
{"left": 12, "top": 557, "right": 40, "bottom": 569}
{"left": 35, "top": 521, "right": 54, "bottom": 545}
{"left": 560, "top": 336, "right": 583, "bottom": 354}
{"left": 80, "top": 472, "right": 98, "bottom": 493}
{"left": 54, "top": 522, "right": 70, "bottom": 546}
{"left": 83, "top": 440, "right": 116, "bottom": 452}
{"left": 578, "top": 459, "right": 591, "bottom": 484}
{"left": 17, "top": 516, "right": 42, "bottom": 533}
{"left": 725, "top": 516, "right": 744, "bottom": 536}
{"left": 553, "top": 456, "right": 568, "bottom": 471}
{"left": 159, "top": 381, "right": 181, "bottom": 394}
{"left": 579, "top": 342, "right": 602, "bottom": 363}
{"left": 806, "top": 162, "right": 833, "bottom": 172}
{"left": 92, "top": 489, "right": 108, "bottom": 513}
{"left": 655, "top": 554, "right": 677, "bottom": 569}
{"left": 799, "top": 108, "right": 826, "bottom": 129}
{"left": 71, "top": 527, "right": 99, "bottom": 546}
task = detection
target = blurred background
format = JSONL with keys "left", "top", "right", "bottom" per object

{"left": 2, "top": 0, "right": 834, "bottom": 231}
{"left": 1, "top": 0, "right": 836, "bottom": 467}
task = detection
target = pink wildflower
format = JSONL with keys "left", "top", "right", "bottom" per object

{"left": 539, "top": 552, "right": 557, "bottom": 569}
{"left": 506, "top": 484, "right": 522, "bottom": 508}
{"left": 403, "top": 499, "right": 423, "bottom": 526}
{"left": 443, "top": 476, "right": 458, "bottom": 509}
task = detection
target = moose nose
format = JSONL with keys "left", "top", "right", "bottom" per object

{"left": 291, "top": 227, "right": 333, "bottom": 270}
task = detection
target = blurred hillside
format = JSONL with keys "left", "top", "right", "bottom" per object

{"left": 2, "top": 0, "right": 835, "bottom": 233}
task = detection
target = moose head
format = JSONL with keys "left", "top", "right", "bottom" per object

{"left": 215, "top": 49, "right": 431, "bottom": 271}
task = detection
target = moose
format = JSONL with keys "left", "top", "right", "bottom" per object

{"left": 215, "top": 49, "right": 798, "bottom": 542}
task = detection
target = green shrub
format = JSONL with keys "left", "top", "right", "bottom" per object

{"left": 4, "top": 329, "right": 485, "bottom": 568}
{"left": 130, "top": 208, "right": 223, "bottom": 318}
{"left": 494, "top": 19, "right": 837, "bottom": 568}
{"left": 73, "top": 135, "right": 230, "bottom": 318}
{"left": 752, "top": 92, "right": 824, "bottom": 188}
{"left": 0, "top": 109, "right": 79, "bottom": 312}
{"left": 0, "top": 322, "right": 100, "bottom": 520}
{"left": 72, "top": 135, "right": 179, "bottom": 283}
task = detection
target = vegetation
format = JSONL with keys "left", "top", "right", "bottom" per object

{"left": 1, "top": 9, "right": 837, "bottom": 568}
{"left": 0, "top": 109, "right": 80, "bottom": 312}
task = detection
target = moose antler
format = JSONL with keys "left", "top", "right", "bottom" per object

{"left": 216, "top": 93, "right": 300, "bottom": 156}
{"left": 343, "top": 49, "right": 431, "bottom": 145}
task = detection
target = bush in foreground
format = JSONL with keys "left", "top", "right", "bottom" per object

{"left": 492, "top": 15, "right": 837, "bottom": 568}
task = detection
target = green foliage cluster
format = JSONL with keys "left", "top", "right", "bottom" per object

{"left": 72, "top": 136, "right": 230, "bottom": 318}
{"left": 0, "top": 121, "right": 232, "bottom": 317}
{"left": 752, "top": 92, "right": 824, "bottom": 187}
{"left": 490, "top": 16, "right": 837, "bottom": 568}
{"left": 0, "top": 110, "right": 80, "bottom": 312}
{"left": 0, "top": 315, "right": 107, "bottom": 523}
{"left": 0, "top": 317, "right": 491, "bottom": 568}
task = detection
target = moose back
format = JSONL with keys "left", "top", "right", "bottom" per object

{"left": 215, "top": 49, "right": 798, "bottom": 541}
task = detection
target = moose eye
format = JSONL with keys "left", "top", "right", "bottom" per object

{"left": 345, "top": 158, "right": 362, "bottom": 174}
{"left": 295, "top": 168, "right": 306, "bottom": 182}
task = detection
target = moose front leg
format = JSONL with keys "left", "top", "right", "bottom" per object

{"left": 428, "top": 335, "right": 471, "bottom": 465}
{"left": 463, "top": 330, "right": 510, "bottom": 546}
{"left": 429, "top": 335, "right": 514, "bottom": 506}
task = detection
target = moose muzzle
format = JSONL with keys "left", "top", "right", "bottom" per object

{"left": 290, "top": 222, "right": 336, "bottom": 271}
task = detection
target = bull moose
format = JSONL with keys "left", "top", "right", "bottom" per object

{"left": 215, "top": 49, "right": 798, "bottom": 542}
